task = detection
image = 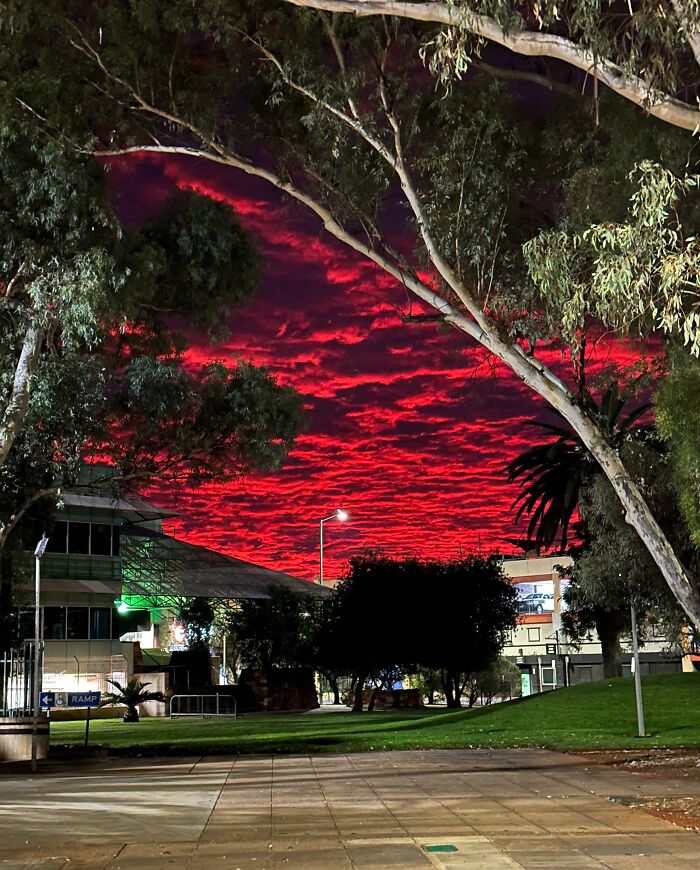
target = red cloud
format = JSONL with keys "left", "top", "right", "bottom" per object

{"left": 119, "top": 153, "right": 654, "bottom": 581}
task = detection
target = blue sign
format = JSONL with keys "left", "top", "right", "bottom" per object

{"left": 67, "top": 692, "right": 101, "bottom": 708}
{"left": 39, "top": 691, "right": 55, "bottom": 709}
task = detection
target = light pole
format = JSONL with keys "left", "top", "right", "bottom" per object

{"left": 630, "top": 601, "right": 646, "bottom": 738}
{"left": 319, "top": 510, "right": 348, "bottom": 585}
{"left": 31, "top": 534, "right": 49, "bottom": 772}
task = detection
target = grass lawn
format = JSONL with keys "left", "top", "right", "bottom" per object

{"left": 50, "top": 672, "right": 700, "bottom": 756}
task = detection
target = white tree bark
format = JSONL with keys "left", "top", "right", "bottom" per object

{"left": 281, "top": 0, "right": 700, "bottom": 133}
{"left": 0, "top": 323, "right": 43, "bottom": 471}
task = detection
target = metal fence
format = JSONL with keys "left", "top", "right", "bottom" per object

{"left": 42, "top": 655, "right": 128, "bottom": 695}
{"left": 170, "top": 694, "right": 237, "bottom": 719}
{"left": 1, "top": 644, "right": 35, "bottom": 716}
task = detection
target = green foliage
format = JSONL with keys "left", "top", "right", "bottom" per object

{"left": 178, "top": 597, "right": 216, "bottom": 649}
{"left": 315, "top": 553, "right": 517, "bottom": 708}
{"left": 101, "top": 678, "right": 166, "bottom": 722}
{"left": 0, "top": 129, "right": 119, "bottom": 346}
{"left": 525, "top": 162, "right": 700, "bottom": 354}
{"left": 108, "top": 358, "right": 302, "bottom": 485}
{"left": 121, "top": 190, "right": 262, "bottom": 340}
{"left": 226, "top": 587, "right": 316, "bottom": 671}
{"left": 471, "top": 656, "right": 522, "bottom": 705}
{"left": 655, "top": 347, "right": 700, "bottom": 548}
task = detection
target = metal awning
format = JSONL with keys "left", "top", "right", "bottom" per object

{"left": 60, "top": 493, "right": 178, "bottom": 521}
{"left": 120, "top": 524, "right": 329, "bottom": 604}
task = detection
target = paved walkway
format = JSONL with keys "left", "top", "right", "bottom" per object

{"left": 1, "top": 749, "right": 700, "bottom": 868}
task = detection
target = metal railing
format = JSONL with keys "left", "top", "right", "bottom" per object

{"left": 170, "top": 694, "right": 237, "bottom": 719}
{"left": 1, "top": 644, "right": 35, "bottom": 716}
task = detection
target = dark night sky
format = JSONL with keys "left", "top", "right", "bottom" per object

{"left": 109, "top": 151, "right": 640, "bottom": 582}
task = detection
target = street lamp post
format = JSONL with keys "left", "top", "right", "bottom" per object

{"left": 319, "top": 510, "right": 348, "bottom": 585}
{"left": 630, "top": 601, "right": 646, "bottom": 738}
{"left": 31, "top": 534, "right": 49, "bottom": 772}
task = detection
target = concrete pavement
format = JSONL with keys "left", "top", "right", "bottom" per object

{"left": 1, "top": 749, "right": 700, "bottom": 868}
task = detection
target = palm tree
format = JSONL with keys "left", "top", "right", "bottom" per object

{"left": 506, "top": 383, "right": 650, "bottom": 678}
{"left": 506, "top": 383, "right": 650, "bottom": 552}
{"left": 101, "top": 678, "right": 166, "bottom": 723}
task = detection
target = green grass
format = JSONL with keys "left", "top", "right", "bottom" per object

{"left": 50, "top": 672, "right": 700, "bottom": 756}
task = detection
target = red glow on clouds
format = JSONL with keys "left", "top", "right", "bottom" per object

{"left": 109, "top": 153, "right": 651, "bottom": 583}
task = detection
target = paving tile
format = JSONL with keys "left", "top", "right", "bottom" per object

{"left": 2, "top": 748, "right": 700, "bottom": 869}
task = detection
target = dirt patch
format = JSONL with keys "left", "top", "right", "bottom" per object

{"left": 608, "top": 794, "right": 700, "bottom": 832}
{"left": 573, "top": 748, "right": 700, "bottom": 779}
{"left": 572, "top": 749, "right": 700, "bottom": 831}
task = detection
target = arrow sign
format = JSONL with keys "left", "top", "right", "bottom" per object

{"left": 39, "top": 691, "right": 55, "bottom": 709}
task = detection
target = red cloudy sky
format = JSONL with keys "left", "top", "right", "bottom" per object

{"left": 111, "top": 153, "right": 642, "bottom": 583}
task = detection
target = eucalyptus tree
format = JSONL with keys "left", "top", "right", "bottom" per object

{"left": 4, "top": 1, "right": 700, "bottom": 628}
{"left": 0, "top": 127, "right": 303, "bottom": 634}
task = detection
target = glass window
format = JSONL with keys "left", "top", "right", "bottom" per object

{"left": 91, "top": 524, "right": 112, "bottom": 556}
{"left": 112, "top": 525, "right": 121, "bottom": 556}
{"left": 44, "top": 607, "right": 66, "bottom": 640}
{"left": 18, "top": 608, "right": 33, "bottom": 641}
{"left": 45, "top": 522, "right": 68, "bottom": 553}
{"left": 89, "top": 607, "right": 111, "bottom": 639}
{"left": 527, "top": 627, "right": 541, "bottom": 643}
{"left": 541, "top": 667, "right": 555, "bottom": 685}
{"left": 67, "top": 607, "right": 89, "bottom": 639}
{"left": 68, "top": 522, "right": 90, "bottom": 554}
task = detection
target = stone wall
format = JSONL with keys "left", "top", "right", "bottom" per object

{"left": 0, "top": 715, "right": 49, "bottom": 761}
{"left": 347, "top": 688, "right": 423, "bottom": 710}
{"left": 239, "top": 668, "right": 319, "bottom": 712}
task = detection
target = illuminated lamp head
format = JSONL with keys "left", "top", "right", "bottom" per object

{"left": 115, "top": 599, "right": 129, "bottom": 614}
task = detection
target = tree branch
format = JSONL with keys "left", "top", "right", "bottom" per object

{"left": 0, "top": 486, "right": 59, "bottom": 551}
{"left": 281, "top": 0, "right": 700, "bottom": 132}
{"left": 473, "top": 59, "right": 582, "bottom": 101}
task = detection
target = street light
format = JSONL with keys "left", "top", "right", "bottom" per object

{"left": 31, "top": 534, "right": 49, "bottom": 773}
{"left": 319, "top": 509, "right": 348, "bottom": 586}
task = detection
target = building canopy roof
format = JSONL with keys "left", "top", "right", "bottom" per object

{"left": 121, "top": 524, "right": 329, "bottom": 604}
{"left": 60, "top": 492, "right": 178, "bottom": 522}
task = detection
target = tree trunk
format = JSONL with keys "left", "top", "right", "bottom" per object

{"left": 352, "top": 672, "right": 366, "bottom": 711}
{"left": 0, "top": 324, "right": 43, "bottom": 472}
{"left": 330, "top": 677, "right": 341, "bottom": 706}
{"left": 595, "top": 607, "right": 626, "bottom": 678}
{"left": 123, "top": 706, "right": 139, "bottom": 722}
{"left": 442, "top": 671, "right": 461, "bottom": 708}
{"left": 367, "top": 684, "right": 381, "bottom": 711}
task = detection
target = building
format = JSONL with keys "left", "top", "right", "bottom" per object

{"left": 500, "top": 554, "right": 688, "bottom": 692}
{"left": 5, "top": 490, "right": 326, "bottom": 711}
